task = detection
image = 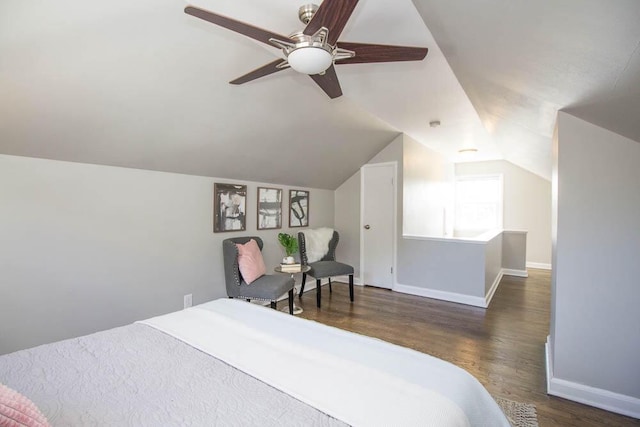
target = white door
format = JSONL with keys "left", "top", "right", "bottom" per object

{"left": 361, "top": 162, "right": 396, "bottom": 289}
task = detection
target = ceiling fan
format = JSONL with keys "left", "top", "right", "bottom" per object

{"left": 184, "top": 0, "right": 428, "bottom": 99}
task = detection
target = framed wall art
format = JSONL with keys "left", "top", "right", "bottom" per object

{"left": 257, "top": 187, "right": 282, "bottom": 230}
{"left": 214, "top": 183, "right": 247, "bottom": 233}
{"left": 289, "top": 189, "right": 309, "bottom": 228}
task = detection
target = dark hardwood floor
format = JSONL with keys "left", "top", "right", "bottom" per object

{"left": 295, "top": 270, "right": 640, "bottom": 426}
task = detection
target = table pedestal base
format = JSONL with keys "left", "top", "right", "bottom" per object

{"left": 274, "top": 266, "right": 311, "bottom": 316}
{"left": 282, "top": 304, "right": 303, "bottom": 315}
{"left": 281, "top": 287, "right": 303, "bottom": 314}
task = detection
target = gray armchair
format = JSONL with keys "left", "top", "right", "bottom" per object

{"left": 298, "top": 230, "right": 354, "bottom": 308}
{"left": 222, "top": 236, "right": 295, "bottom": 314}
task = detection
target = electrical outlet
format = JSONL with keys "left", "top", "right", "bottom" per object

{"left": 183, "top": 293, "right": 193, "bottom": 309}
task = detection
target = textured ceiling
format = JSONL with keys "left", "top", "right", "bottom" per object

{"left": 1, "top": 0, "right": 639, "bottom": 189}
{"left": 413, "top": 0, "right": 640, "bottom": 178}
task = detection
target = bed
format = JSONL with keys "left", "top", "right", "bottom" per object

{"left": 0, "top": 299, "right": 510, "bottom": 426}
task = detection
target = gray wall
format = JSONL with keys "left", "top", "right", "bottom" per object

{"left": 0, "top": 154, "right": 334, "bottom": 355}
{"left": 455, "top": 160, "right": 552, "bottom": 267}
{"left": 333, "top": 134, "right": 404, "bottom": 284}
{"left": 551, "top": 112, "right": 640, "bottom": 400}
{"left": 398, "top": 237, "right": 485, "bottom": 297}
{"left": 483, "top": 233, "right": 503, "bottom": 296}
{"left": 334, "top": 171, "right": 361, "bottom": 279}
{"left": 502, "top": 231, "right": 527, "bottom": 271}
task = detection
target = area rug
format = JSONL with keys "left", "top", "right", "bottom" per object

{"left": 494, "top": 396, "right": 539, "bottom": 427}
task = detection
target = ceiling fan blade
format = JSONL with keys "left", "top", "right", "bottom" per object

{"left": 303, "top": 0, "right": 359, "bottom": 45}
{"left": 229, "top": 59, "right": 288, "bottom": 85}
{"left": 185, "top": 6, "right": 290, "bottom": 47}
{"left": 335, "top": 42, "right": 428, "bottom": 64}
{"left": 309, "top": 65, "right": 343, "bottom": 99}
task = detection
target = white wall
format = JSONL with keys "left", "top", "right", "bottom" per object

{"left": 403, "top": 135, "right": 454, "bottom": 237}
{"left": 455, "top": 160, "right": 552, "bottom": 267}
{"left": 549, "top": 112, "right": 640, "bottom": 415}
{"left": 0, "top": 154, "right": 334, "bottom": 355}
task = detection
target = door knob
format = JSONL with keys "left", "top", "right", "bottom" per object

{"left": 364, "top": 224, "right": 371, "bottom": 230}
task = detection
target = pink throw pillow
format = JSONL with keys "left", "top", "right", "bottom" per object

{"left": 0, "top": 383, "right": 50, "bottom": 427}
{"left": 236, "top": 239, "right": 266, "bottom": 284}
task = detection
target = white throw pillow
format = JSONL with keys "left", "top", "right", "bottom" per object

{"left": 304, "top": 228, "right": 334, "bottom": 263}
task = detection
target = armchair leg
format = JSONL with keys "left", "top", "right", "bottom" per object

{"left": 288, "top": 289, "right": 294, "bottom": 315}
{"left": 329, "top": 278, "right": 332, "bottom": 293}
{"left": 270, "top": 301, "right": 277, "bottom": 310}
{"left": 349, "top": 274, "right": 354, "bottom": 302}
{"left": 316, "top": 279, "right": 322, "bottom": 308}
{"left": 299, "top": 273, "right": 307, "bottom": 298}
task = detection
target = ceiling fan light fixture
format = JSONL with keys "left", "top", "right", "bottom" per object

{"left": 287, "top": 46, "right": 333, "bottom": 75}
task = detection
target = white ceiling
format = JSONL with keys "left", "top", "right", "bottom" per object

{"left": 1, "top": 0, "right": 639, "bottom": 189}
{"left": 413, "top": 0, "right": 640, "bottom": 178}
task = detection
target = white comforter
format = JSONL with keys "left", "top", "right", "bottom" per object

{"left": 140, "top": 299, "right": 509, "bottom": 427}
{"left": 0, "top": 316, "right": 344, "bottom": 426}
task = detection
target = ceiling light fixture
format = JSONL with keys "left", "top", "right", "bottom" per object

{"left": 270, "top": 28, "right": 354, "bottom": 75}
{"left": 287, "top": 45, "right": 334, "bottom": 75}
{"left": 458, "top": 148, "right": 478, "bottom": 154}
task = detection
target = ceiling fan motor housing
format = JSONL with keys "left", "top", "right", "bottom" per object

{"left": 298, "top": 4, "right": 319, "bottom": 24}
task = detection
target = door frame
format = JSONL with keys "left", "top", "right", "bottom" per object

{"left": 359, "top": 161, "right": 398, "bottom": 289}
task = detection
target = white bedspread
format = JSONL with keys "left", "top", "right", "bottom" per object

{"left": 140, "top": 299, "right": 509, "bottom": 427}
{"left": 0, "top": 321, "right": 344, "bottom": 426}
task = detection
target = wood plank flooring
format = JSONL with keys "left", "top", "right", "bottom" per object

{"left": 295, "top": 270, "right": 640, "bottom": 426}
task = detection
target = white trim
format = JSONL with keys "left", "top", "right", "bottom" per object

{"left": 360, "top": 162, "right": 397, "bottom": 291}
{"left": 502, "top": 268, "right": 529, "bottom": 277}
{"left": 545, "top": 336, "right": 553, "bottom": 393}
{"left": 526, "top": 262, "right": 552, "bottom": 270}
{"left": 402, "top": 234, "right": 488, "bottom": 245}
{"left": 502, "top": 229, "right": 528, "bottom": 235}
{"left": 333, "top": 275, "right": 364, "bottom": 286}
{"left": 484, "top": 270, "right": 504, "bottom": 307}
{"left": 546, "top": 336, "right": 640, "bottom": 418}
{"left": 394, "top": 283, "right": 487, "bottom": 308}
{"left": 275, "top": 276, "right": 363, "bottom": 304}
{"left": 393, "top": 268, "right": 508, "bottom": 309}
{"left": 275, "top": 278, "right": 331, "bottom": 302}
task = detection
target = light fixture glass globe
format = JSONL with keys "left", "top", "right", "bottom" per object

{"left": 288, "top": 47, "right": 333, "bottom": 75}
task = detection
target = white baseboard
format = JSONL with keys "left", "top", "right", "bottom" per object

{"left": 484, "top": 270, "right": 504, "bottom": 307}
{"left": 393, "top": 283, "right": 487, "bottom": 308}
{"left": 502, "top": 268, "right": 529, "bottom": 277}
{"left": 394, "top": 267, "right": 509, "bottom": 309}
{"left": 333, "top": 275, "right": 364, "bottom": 286}
{"left": 274, "top": 278, "right": 330, "bottom": 302}
{"left": 297, "top": 277, "right": 357, "bottom": 295}
{"left": 545, "top": 336, "right": 553, "bottom": 393}
{"left": 546, "top": 336, "right": 640, "bottom": 419}
{"left": 526, "top": 262, "right": 551, "bottom": 270}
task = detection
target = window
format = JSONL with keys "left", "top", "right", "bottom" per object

{"left": 454, "top": 174, "right": 503, "bottom": 233}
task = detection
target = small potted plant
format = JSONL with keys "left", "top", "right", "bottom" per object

{"left": 278, "top": 232, "right": 298, "bottom": 264}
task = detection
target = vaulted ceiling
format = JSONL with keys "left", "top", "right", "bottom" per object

{"left": 1, "top": 0, "right": 639, "bottom": 189}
